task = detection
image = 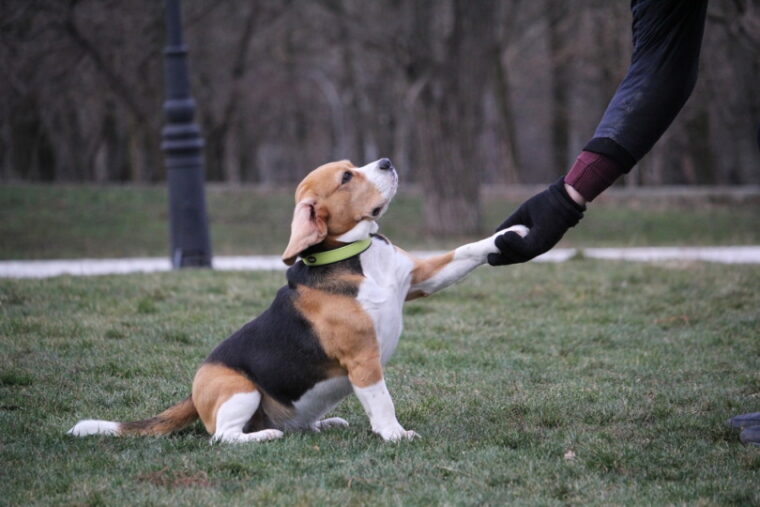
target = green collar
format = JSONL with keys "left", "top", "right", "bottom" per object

{"left": 301, "top": 238, "right": 372, "bottom": 267}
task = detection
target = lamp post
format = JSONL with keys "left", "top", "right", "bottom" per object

{"left": 162, "top": 0, "right": 212, "bottom": 268}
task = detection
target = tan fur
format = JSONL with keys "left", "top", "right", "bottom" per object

{"left": 119, "top": 396, "right": 198, "bottom": 436}
{"left": 294, "top": 285, "right": 382, "bottom": 388}
{"left": 397, "top": 249, "right": 456, "bottom": 300}
{"left": 409, "top": 252, "right": 455, "bottom": 285}
{"left": 192, "top": 363, "right": 257, "bottom": 434}
{"left": 282, "top": 198, "right": 328, "bottom": 264}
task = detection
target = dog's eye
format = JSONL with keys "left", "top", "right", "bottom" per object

{"left": 371, "top": 206, "right": 382, "bottom": 217}
{"left": 341, "top": 171, "right": 353, "bottom": 184}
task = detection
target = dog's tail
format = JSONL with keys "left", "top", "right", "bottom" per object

{"left": 68, "top": 396, "right": 198, "bottom": 437}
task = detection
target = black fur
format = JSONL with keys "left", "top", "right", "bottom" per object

{"left": 205, "top": 253, "right": 366, "bottom": 406}
{"left": 205, "top": 286, "right": 332, "bottom": 406}
{"left": 286, "top": 256, "right": 363, "bottom": 297}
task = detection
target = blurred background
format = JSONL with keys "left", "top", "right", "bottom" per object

{"left": 1, "top": 0, "right": 759, "bottom": 252}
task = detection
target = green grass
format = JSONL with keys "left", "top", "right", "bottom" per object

{"left": 1, "top": 185, "right": 759, "bottom": 259}
{"left": 1, "top": 261, "right": 759, "bottom": 504}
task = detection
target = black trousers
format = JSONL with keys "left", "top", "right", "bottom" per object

{"left": 585, "top": 0, "right": 709, "bottom": 171}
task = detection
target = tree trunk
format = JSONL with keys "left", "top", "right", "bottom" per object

{"left": 414, "top": 0, "right": 495, "bottom": 235}
{"left": 492, "top": 47, "right": 521, "bottom": 184}
{"left": 548, "top": 10, "right": 570, "bottom": 174}
{"left": 127, "top": 121, "right": 147, "bottom": 182}
{"left": 416, "top": 98, "right": 481, "bottom": 234}
{"left": 224, "top": 125, "right": 241, "bottom": 183}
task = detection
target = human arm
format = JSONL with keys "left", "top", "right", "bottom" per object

{"left": 489, "top": 0, "right": 708, "bottom": 266}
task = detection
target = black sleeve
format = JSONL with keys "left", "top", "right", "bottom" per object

{"left": 584, "top": 0, "right": 708, "bottom": 172}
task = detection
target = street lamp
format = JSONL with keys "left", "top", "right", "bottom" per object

{"left": 162, "top": 0, "right": 212, "bottom": 268}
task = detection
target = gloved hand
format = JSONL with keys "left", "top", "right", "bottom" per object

{"left": 487, "top": 179, "right": 585, "bottom": 266}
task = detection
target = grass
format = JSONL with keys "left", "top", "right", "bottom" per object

{"left": 1, "top": 184, "right": 760, "bottom": 259}
{"left": 1, "top": 261, "right": 759, "bottom": 504}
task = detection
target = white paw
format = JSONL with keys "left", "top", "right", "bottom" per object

{"left": 314, "top": 417, "right": 350, "bottom": 432}
{"left": 253, "top": 428, "right": 285, "bottom": 442}
{"left": 468, "top": 225, "right": 529, "bottom": 259}
{"left": 212, "top": 428, "right": 284, "bottom": 444}
{"left": 503, "top": 224, "right": 529, "bottom": 238}
{"left": 378, "top": 426, "right": 420, "bottom": 442}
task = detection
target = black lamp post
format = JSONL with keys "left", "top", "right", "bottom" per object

{"left": 162, "top": 0, "right": 212, "bottom": 268}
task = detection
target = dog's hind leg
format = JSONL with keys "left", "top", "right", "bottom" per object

{"left": 192, "top": 363, "right": 283, "bottom": 444}
{"left": 211, "top": 391, "right": 283, "bottom": 443}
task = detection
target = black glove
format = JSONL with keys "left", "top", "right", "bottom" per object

{"left": 487, "top": 178, "right": 585, "bottom": 266}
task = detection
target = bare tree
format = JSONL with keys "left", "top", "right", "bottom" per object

{"left": 1, "top": 0, "right": 758, "bottom": 207}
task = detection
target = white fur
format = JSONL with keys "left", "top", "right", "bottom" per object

{"left": 335, "top": 159, "right": 398, "bottom": 243}
{"left": 68, "top": 419, "right": 120, "bottom": 437}
{"left": 336, "top": 220, "right": 379, "bottom": 243}
{"left": 212, "top": 391, "right": 284, "bottom": 443}
{"left": 355, "top": 159, "right": 398, "bottom": 210}
{"left": 356, "top": 238, "right": 413, "bottom": 364}
{"left": 502, "top": 224, "right": 529, "bottom": 239}
{"left": 353, "top": 379, "right": 417, "bottom": 442}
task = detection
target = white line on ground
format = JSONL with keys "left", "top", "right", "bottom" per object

{"left": 1, "top": 246, "right": 759, "bottom": 279}
{"left": 582, "top": 246, "right": 760, "bottom": 264}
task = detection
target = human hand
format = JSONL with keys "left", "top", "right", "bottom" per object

{"left": 487, "top": 179, "right": 585, "bottom": 266}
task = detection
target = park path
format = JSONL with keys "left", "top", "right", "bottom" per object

{"left": 1, "top": 246, "right": 760, "bottom": 279}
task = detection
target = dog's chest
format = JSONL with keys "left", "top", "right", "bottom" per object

{"left": 357, "top": 242, "right": 414, "bottom": 364}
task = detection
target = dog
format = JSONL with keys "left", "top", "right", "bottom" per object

{"left": 68, "top": 158, "right": 528, "bottom": 443}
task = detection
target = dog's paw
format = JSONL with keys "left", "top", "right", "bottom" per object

{"left": 378, "top": 426, "right": 420, "bottom": 442}
{"left": 458, "top": 226, "right": 529, "bottom": 262}
{"left": 501, "top": 224, "right": 529, "bottom": 238}
{"left": 465, "top": 225, "right": 530, "bottom": 260}
{"left": 401, "top": 429, "right": 420, "bottom": 440}
{"left": 313, "top": 417, "right": 350, "bottom": 432}
{"left": 212, "top": 428, "right": 284, "bottom": 444}
{"left": 492, "top": 224, "right": 529, "bottom": 246}
{"left": 489, "top": 225, "right": 529, "bottom": 254}
{"left": 250, "top": 428, "right": 285, "bottom": 442}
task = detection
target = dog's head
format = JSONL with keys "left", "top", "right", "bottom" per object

{"left": 282, "top": 158, "right": 398, "bottom": 265}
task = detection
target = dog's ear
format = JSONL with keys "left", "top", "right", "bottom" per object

{"left": 282, "top": 198, "right": 328, "bottom": 265}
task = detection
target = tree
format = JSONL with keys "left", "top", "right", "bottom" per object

{"left": 1, "top": 0, "right": 758, "bottom": 196}
{"left": 410, "top": 0, "right": 497, "bottom": 234}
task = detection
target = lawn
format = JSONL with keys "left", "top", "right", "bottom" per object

{"left": 2, "top": 261, "right": 759, "bottom": 505}
{"left": 2, "top": 184, "right": 760, "bottom": 260}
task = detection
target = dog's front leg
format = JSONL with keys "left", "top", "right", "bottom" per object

{"left": 405, "top": 225, "right": 529, "bottom": 299}
{"left": 353, "top": 379, "right": 418, "bottom": 442}
{"left": 347, "top": 356, "right": 417, "bottom": 442}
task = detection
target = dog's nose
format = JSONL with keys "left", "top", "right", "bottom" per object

{"left": 378, "top": 158, "right": 393, "bottom": 171}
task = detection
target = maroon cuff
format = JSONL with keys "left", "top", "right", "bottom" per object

{"left": 564, "top": 151, "right": 624, "bottom": 202}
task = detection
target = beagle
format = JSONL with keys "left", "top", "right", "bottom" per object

{"left": 68, "top": 159, "right": 527, "bottom": 443}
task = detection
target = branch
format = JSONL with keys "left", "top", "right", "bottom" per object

{"left": 61, "top": 1, "right": 149, "bottom": 125}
